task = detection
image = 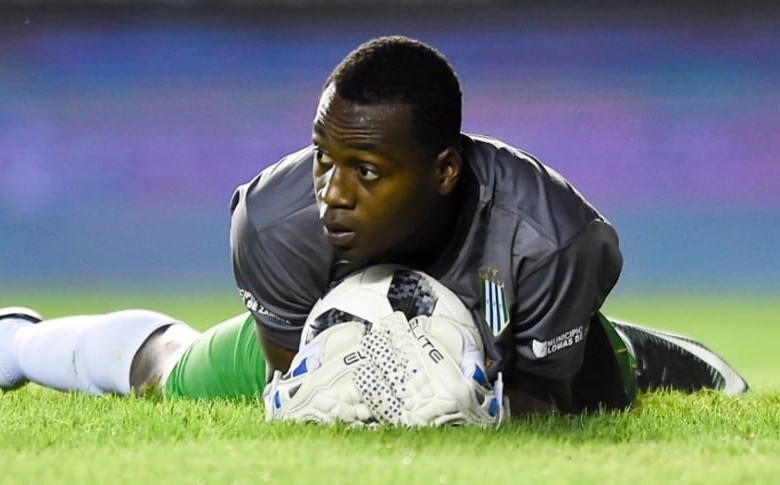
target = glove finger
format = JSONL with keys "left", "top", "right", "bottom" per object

{"left": 355, "top": 318, "right": 410, "bottom": 425}
{"left": 354, "top": 358, "right": 405, "bottom": 425}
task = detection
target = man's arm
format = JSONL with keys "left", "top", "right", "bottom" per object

{"left": 231, "top": 204, "right": 319, "bottom": 379}
{"left": 500, "top": 218, "right": 622, "bottom": 414}
{"left": 257, "top": 329, "right": 296, "bottom": 379}
{"left": 229, "top": 164, "right": 334, "bottom": 381}
{"left": 502, "top": 371, "right": 572, "bottom": 415}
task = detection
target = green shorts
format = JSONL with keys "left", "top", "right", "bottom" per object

{"left": 164, "top": 312, "right": 267, "bottom": 400}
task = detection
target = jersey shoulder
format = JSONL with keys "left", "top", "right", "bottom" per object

{"left": 462, "top": 133, "right": 603, "bottom": 248}
{"left": 230, "top": 145, "right": 317, "bottom": 232}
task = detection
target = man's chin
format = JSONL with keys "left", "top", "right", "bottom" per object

{"left": 333, "top": 246, "right": 362, "bottom": 263}
{"left": 333, "top": 246, "right": 379, "bottom": 265}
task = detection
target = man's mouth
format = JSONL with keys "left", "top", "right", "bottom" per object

{"left": 323, "top": 223, "right": 356, "bottom": 248}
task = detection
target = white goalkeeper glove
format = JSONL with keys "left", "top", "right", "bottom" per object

{"left": 264, "top": 312, "right": 506, "bottom": 427}
{"left": 354, "top": 312, "right": 505, "bottom": 428}
{"left": 263, "top": 321, "right": 373, "bottom": 424}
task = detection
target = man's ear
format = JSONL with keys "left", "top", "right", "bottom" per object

{"left": 435, "top": 147, "right": 462, "bottom": 196}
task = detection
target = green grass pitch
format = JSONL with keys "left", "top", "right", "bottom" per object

{"left": 1, "top": 288, "right": 779, "bottom": 484}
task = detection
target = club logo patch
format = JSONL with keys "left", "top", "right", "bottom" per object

{"left": 480, "top": 267, "right": 509, "bottom": 336}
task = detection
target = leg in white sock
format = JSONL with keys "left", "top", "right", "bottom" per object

{"left": 0, "top": 309, "right": 192, "bottom": 395}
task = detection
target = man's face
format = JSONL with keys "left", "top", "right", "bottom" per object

{"left": 312, "top": 85, "right": 443, "bottom": 263}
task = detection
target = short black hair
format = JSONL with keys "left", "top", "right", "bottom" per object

{"left": 325, "top": 35, "right": 462, "bottom": 154}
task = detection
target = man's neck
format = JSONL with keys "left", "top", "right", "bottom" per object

{"left": 386, "top": 188, "right": 465, "bottom": 271}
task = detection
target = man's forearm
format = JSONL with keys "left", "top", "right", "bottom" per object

{"left": 258, "top": 332, "right": 296, "bottom": 381}
{"left": 502, "top": 371, "right": 573, "bottom": 416}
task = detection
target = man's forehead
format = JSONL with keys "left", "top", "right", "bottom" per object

{"left": 315, "top": 84, "right": 412, "bottom": 125}
{"left": 314, "top": 84, "right": 413, "bottom": 142}
{"left": 316, "top": 84, "right": 338, "bottom": 119}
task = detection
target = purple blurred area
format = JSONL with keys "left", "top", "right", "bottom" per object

{"left": 1, "top": 5, "right": 779, "bottom": 291}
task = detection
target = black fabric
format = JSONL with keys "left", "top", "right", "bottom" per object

{"left": 569, "top": 314, "right": 633, "bottom": 412}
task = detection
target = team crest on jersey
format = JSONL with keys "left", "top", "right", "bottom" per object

{"left": 479, "top": 266, "right": 509, "bottom": 336}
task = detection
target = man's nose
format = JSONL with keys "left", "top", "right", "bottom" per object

{"left": 321, "top": 166, "right": 355, "bottom": 209}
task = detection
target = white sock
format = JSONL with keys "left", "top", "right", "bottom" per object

{"left": 0, "top": 310, "right": 179, "bottom": 395}
{"left": 0, "top": 317, "right": 35, "bottom": 389}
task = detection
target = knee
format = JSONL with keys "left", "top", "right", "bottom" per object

{"left": 129, "top": 324, "right": 199, "bottom": 395}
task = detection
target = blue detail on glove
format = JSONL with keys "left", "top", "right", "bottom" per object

{"left": 472, "top": 365, "right": 488, "bottom": 387}
{"left": 291, "top": 358, "right": 309, "bottom": 377}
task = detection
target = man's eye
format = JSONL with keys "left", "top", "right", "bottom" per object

{"left": 358, "top": 165, "right": 379, "bottom": 181}
{"left": 314, "top": 149, "right": 332, "bottom": 167}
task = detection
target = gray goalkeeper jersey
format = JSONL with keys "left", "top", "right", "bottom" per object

{"left": 230, "top": 134, "right": 622, "bottom": 380}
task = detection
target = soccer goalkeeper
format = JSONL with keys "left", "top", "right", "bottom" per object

{"left": 1, "top": 35, "right": 747, "bottom": 420}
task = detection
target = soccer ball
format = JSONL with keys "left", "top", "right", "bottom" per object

{"left": 300, "top": 264, "right": 477, "bottom": 349}
{"left": 269, "top": 264, "right": 502, "bottom": 427}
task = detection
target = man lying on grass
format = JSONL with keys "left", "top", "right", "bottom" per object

{"left": 0, "top": 36, "right": 748, "bottom": 425}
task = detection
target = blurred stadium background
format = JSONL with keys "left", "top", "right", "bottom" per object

{"left": 1, "top": 1, "right": 778, "bottom": 301}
